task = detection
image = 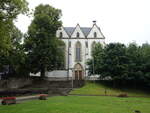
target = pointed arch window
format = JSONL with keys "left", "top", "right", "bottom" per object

{"left": 59, "top": 32, "right": 63, "bottom": 38}
{"left": 69, "top": 41, "right": 71, "bottom": 48}
{"left": 77, "top": 32, "right": 80, "bottom": 38}
{"left": 85, "top": 41, "right": 88, "bottom": 48}
{"left": 75, "top": 41, "right": 82, "bottom": 61}
{"left": 94, "top": 32, "right": 97, "bottom": 38}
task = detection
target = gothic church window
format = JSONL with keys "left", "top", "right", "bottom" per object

{"left": 75, "top": 41, "right": 81, "bottom": 61}
{"left": 85, "top": 41, "right": 88, "bottom": 48}
{"left": 77, "top": 32, "right": 80, "bottom": 38}
{"left": 69, "top": 41, "right": 71, "bottom": 48}
{"left": 94, "top": 32, "right": 97, "bottom": 38}
{"left": 59, "top": 32, "right": 63, "bottom": 38}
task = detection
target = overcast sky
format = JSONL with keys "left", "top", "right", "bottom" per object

{"left": 15, "top": 0, "right": 150, "bottom": 45}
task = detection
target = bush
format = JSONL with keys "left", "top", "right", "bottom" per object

{"left": 1, "top": 97, "right": 16, "bottom": 105}
{"left": 39, "top": 94, "right": 48, "bottom": 100}
{"left": 117, "top": 93, "right": 128, "bottom": 97}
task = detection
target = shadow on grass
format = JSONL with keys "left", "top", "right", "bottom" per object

{"left": 71, "top": 80, "right": 150, "bottom": 97}
{"left": 93, "top": 80, "right": 150, "bottom": 96}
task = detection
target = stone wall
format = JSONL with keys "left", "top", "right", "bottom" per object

{"left": 0, "top": 78, "right": 32, "bottom": 89}
{"left": 0, "top": 78, "right": 85, "bottom": 97}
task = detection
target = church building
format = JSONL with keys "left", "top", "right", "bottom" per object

{"left": 55, "top": 21, "right": 105, "bottom": 80}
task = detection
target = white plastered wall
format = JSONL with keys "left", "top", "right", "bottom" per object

{"left": 87, "top": 25, "right": 104, "bottom": 38}
{"left": 55, "top": 24, "right": 105, "bottom": 78}
{"left": 71, "top": 25, "right": 85, "bottom": 38}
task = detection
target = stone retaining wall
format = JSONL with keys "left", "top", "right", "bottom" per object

{"left": 0, "top": 78, "right": 85, "bottom": 97}
{"left": 0, "top": 78, "right": 32, "bottom": 89}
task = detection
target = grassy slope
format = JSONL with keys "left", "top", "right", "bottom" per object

{"left": 0, "top": 96, "right": 150, "bottom": 113}
{"left": 70, "top": 82, "right": 150, "bottom": 97}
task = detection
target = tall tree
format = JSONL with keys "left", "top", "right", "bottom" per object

{"left": 141, "top": 43, "right": 150, "bottom": 86}
{"left": 25, "top": 4, "right": 64, "bottom": 78}
{"left": 87, "top": 43, "right": 104, "bottom": 76}
{"left": 88, "top": 42, "right": 150, "bottom": 88}
{"left": 0, "top": 0, "right": 28, "bottom": 46}
{"left": 101, "top": 43, "right": 128, "bottom": 81}
{"left": 126, "top": 43, "right": 143, "bottom": 82}
{"left": 88, "top": 43, "right": 128, "bottom": 85}
{"left": 8, "top": 26, "right": 28, "bottom": 76}
{"left": 0, "top": 0, "right": 28, "bottom": 73}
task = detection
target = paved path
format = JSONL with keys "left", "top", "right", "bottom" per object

{"left": 16, "top": 95, "right": 39, "bottom": 101}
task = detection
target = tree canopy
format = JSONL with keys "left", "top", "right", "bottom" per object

{"left": 0, "top": 0, "right": 28, "bottom": 75}
{"left": 25, "top": 4, "right": 65, "bottom": 77}
{"left": 88, "top": 42, "right": 150, "bottom": 88}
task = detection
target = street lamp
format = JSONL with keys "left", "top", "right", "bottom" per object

{"left": 70, "top": 68, "right": 74, "bottom": 89}
{"left": 92, "top": 57, "right": 95, "bottom": 76}
{"left": 92, "top": 57, "right": 96, "bottom": 82}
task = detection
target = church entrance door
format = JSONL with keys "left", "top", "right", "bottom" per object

{"left": 74, "top": 64, "right": 84, "bottom": 80}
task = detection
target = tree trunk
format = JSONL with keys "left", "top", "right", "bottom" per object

{"left": 113, "top": 80, "right": 116, "bottom": 88}
{"left": 134, "top": 80, "right": 136, "bottom": 89}
{"left": 41, "top": 67, "right": 45, "bottom": 78}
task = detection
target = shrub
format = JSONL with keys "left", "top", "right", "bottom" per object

{"left": 117, "top": 93, "right": 128, "bottom": 97}
{"left": 39, "top": 94, "right": 48, "bottom": 100}
{"left": 1, "top": 97, "right": 16, "bottom": 105}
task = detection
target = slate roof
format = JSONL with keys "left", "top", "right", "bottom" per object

{"left": 81, "top": 27, "right": 91, "bottom": 36}
{"left": 64, "top": 27, "right": 74, "bottom": 36}
{"left": 64, "top": 27, "right": 91, "bottom": 36}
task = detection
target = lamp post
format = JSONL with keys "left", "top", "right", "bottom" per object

{"left": 92, "top": 57, "right": 95, "bottom": 82}
{"left": 67, "top": 39, "right": 70, "bottom": 81}
{"left": 72, "top": 68, "right": 74, "bottom": 89}
{"left": 70, "top": 68, "right": 74, "bottom": 89}
{"left": 93, "top": 57, "right": 95, "bottom": 76}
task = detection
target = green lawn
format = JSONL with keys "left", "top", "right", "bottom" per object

{"left": 0, "top": 96, "right": 150, "bottom": 113}
{"left": 70, "top": 82, "right": 150, "bottom": 97}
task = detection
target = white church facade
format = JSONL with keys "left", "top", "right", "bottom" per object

{"left": 55, "top": 21, "right": 105, "bottom": 80}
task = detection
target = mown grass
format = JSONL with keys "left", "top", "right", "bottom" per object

{"left": 0, "top": 96, "right": 150, "bottom": 113}
{"left": 70, "top": 82, "right": 150, "bottom": 97}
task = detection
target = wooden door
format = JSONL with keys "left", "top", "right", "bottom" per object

{"left": 79, "top": 71, "right": 82, "bottom": 80}
{"left": 75, "top": 71, "right": 78, "bottom": 80}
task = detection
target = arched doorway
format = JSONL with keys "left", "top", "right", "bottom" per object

{"left": 74, "top": 63, "right": 84, "bottom": 80}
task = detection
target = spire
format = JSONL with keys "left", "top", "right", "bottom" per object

{"left": 93, "top": 20, "right": 97, "bottom": 25}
